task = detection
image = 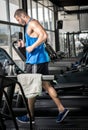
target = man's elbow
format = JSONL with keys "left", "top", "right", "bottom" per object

{"left": 44, "top": 33, "right": 48, "bottom": 41}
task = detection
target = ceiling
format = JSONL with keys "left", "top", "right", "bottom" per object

{"left": 49, "top": 0, "right": 88, "bottom": 14}
{"left": 49, "top": 0, "right": 88, "bottom": 7}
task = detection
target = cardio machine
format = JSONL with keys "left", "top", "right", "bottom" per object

{"left": 0, "top": 38, "right": 88, "bottom": 121}
{"left": 12, "top": 40, "right": 88, "bottom": 96}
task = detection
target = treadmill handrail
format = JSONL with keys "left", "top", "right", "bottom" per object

{"left": 12, "top": 41, "right": 26, "bottom": 62}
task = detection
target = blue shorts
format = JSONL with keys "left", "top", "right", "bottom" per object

{"left": 25, "top": 62, "right": 49, "bottom": 75}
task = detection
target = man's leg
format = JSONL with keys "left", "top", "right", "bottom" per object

{"left": 42, "top": 81, "right": 69, "bottom": 123}
{"left": 28, "top": 97, "right": 36, "bottom": 118}
{"left": 16, "top": 96, "right": 36, "bottom": 123}
{"left": 42, "top": 81, "right": 64, "bottom": 112}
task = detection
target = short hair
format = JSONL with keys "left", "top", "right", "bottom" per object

{"left": 14, "top": 9, "right": 27, "bottom": 17}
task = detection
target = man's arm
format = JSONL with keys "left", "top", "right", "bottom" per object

{"left": 26, "top": 20, "right": 48, "bottom": 53}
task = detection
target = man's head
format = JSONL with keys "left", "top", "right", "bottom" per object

{"left": 14, "top": 9, "right": 29, "bottom": 25}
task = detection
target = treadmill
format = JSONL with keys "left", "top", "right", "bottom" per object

{"left": 0, "top": 41, "right": 88, "bottom": 117}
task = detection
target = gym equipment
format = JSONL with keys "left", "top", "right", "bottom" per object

{"left": 12, "top": 41, "right": 26, "bottom": 62}
{"left": 0, "top": 74, "right": 32, "bottom": 130}
{"left": 13, "top": 41, "right": 67, "bottom": 62}
{"left": 0, "top": 47, "right": 57, "bottom": 115}
{"left": 12, "top": 41, "right": 60, "bottom": 62}
{"left": 45, "top": 43, "right": 59, "bottom": 61}
{"left": 12, "top": 40, "right": 88, "bottom": 104}
{"left": 0, "top": 42, "right": 88, "bottom": 125}
{"left": 12, "top": 40, "right": 88, "bottom": 91}
{"left": 0, "top": 42, "right": 87, "bottom": 94}
{"left": 0, "top": 47, "right": 24, "bottom": 75}
{"left": 69, "top": 39, "right": 88, "bottom": 71}
{"left": 50, "top": 39, "right": 88, "bottom": 87}
{"left": 12, "top": 41, "right": 74, "bottom": 76}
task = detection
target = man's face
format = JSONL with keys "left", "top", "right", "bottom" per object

{"left": 15, "top": 15, "right": 26, "bottom": 26}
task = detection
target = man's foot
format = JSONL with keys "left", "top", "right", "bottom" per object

{"left": 16, "top": 115, "right": 35, "bottom": 124}
{"left": 56, "top": 108, "right": 69, "bottom": 123}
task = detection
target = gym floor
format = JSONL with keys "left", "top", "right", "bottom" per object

{"left": 5, "top": 116, "right": 88, "bottom": 130}
{"left": 3, "top": 95, "right": 88, "bottom": 130}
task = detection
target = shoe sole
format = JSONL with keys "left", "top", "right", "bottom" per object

{"left": 56, "top": 109, "right": 69, "bottom": 123}
{"left": 16, "top": 117, "right": 35, "bottom": 124}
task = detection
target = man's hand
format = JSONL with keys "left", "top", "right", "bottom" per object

{"left": 18, "top": 40, "right": 25, "bottom": 47}
{"left": 26, "top": 45, "right": 34, "bottom": 53}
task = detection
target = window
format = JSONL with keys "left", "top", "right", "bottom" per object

{"left": 0, "top": 24, "right": 10, "bottom": 53}
{"left": 0, "top": 0, "right": 23, "bottom": 57}
{"left": 47, "top": 31, "right": 55, "bottom": 50}
{"left": 38, "top": 3, "right": 44, "bottom": 26}
{"left": 32, "top": 1, "right": 37, "bottom": 19}
{"left": 0, "top": 0, "right": 8, "bottom": 21}
{"left": 11, "top": 25, "right": 24, "bottom": 60}
{"left": 44, "top": 7, "right": 49, "bottom": 29}
{"left": 27, "top": 0, "right": 32, "bottom": 16}
{"left": 48, "top": 1, "right": 54, "bottom": 10}
{"left": 9, "top": 0, "right": 22, "bottom": 23}
{"left": 49, "top": 10, "right": 54, "bottom": 30}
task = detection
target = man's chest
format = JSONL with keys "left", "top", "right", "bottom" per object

{"left": 26, "top": 28, "right": 38, "bottom": 37}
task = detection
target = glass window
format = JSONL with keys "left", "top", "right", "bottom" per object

{"left": 38, "top": 3, "right": 44, "bottom": 26}
{"left": 0, "top": 24, "right": 10, "bottom": 53}
{"left": 11, "top": 26, "right": 23, "bottom": 42}
{"left": 69, "top": 34, "right": 75, "bottom": 57}
{"left": 43, "top": 0, "right": 48, "bottom": 6}
{"left": 44, "top": 7, "right": 49, "bottom": 29}
{"left": 48, "top": 1, "right": 54, "bottom": 10}
{"left": 27, "top": 0, "right": 32, "bottom": 16}
{"left": 0, "top": 0, "right": 8, "bottom": 21}
{"left": 60, "top": 33, "right": 69, "bottom": 57}
{"left": 49, "top": 10, "right": 54, "bottom": 30}
{"left": 59, "top": 33, "right": 67, "bottom": 57}
{"left": 32, "top": 1, "right": 37, "bottom": 19}
{"left": 9, "top": 0, "right": 22, "bottom": 23}
{"left": 38, "top": 0, "right": 44, "bottom": 4}
{"left": 75, "top": 34, "right": 85, "bottom": 56}
{"left": 47, "top": 31, "right": 55, "bottom": 50}
{"left": 10, "top": 25, "right": 25, "bottom": 70}
{"left": 11, "top": 25, "right": 24, "bottom": 60}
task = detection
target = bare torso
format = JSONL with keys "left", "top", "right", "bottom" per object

{"left": 26, "top": 19, "right": 40, "bottom": 38}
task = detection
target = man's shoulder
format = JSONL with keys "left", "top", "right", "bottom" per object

{"left": 30, "top": 19, "right": 41, "bottom": 27}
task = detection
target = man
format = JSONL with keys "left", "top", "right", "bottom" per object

{"left": 14, "top": 9, "right": 69, "bottom": 123}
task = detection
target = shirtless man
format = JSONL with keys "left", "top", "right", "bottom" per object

{"left": 14, "top": 9, "right": 69, "bottom": 123}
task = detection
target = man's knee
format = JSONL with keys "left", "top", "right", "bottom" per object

{"left": 43, "top": 81, "right": 57, "bottom": 96}
{"left": 42, "top": 81, "right": 51, "bottom": 89}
